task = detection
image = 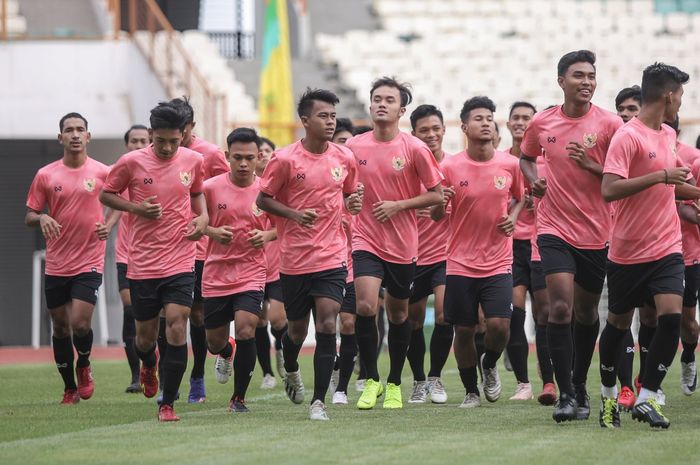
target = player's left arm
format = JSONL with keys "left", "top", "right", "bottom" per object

{"left": 373, "top": 184, "right": 443, "bottom": 223}
{"left": 248, "top": 227, "right": 277, "bottom": 249}
{"left": 567, "top": 141, "right": 603, "bottom": 177}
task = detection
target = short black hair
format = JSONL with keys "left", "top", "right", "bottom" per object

{"left": 149, "top": 101, "right": 188, "bottom": 131}
{"left": 410, "top": 104, "right": 444, "bottom": 130}
{"left": 169, "top": 96, "right": 195, "bottom": 124}
{"left": 123, "top": 124, "right": 148, "bottom": 144}
{"left": 352, "top": 125, "right": 372, "bottom": 135}
{"left": 508, "top": 101, "right": 536, "bottom": 118}
{"left": 59, "top": 112, "right": 88, "bottom": 132}
{"left": 226, "top": 127, "right": 261, "bottom": 149}
{"left": 557, "top": 50, "right": 596, "bottom": 77}
{"left": 641, "top": 63, "right": 690, "bottom": 104}
{"left": 459, "top": 96, "right": 496, "bottom": 122}
{"left": 334, "top": 117, "right": 354, "bottom": 136}
{"left": 297, "top": 88, "right": 339, "bottom": 118}
{"left": 370, "top": 76, "right": 413, "bottom": 107}
{"left": 615, "top": 85, "right": 642, "bottom": 108}
{"left": 259, "top": 136, "right": 276, "bottom": 150}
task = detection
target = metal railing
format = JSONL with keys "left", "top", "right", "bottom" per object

{"left": 207, "top": 30, "right": 255, "bottom": 59}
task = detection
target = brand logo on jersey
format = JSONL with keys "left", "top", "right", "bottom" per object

{"left": 83, "top": 178, "right": 96, "bottom": 192}
{"left": 218, "top": 203, "right": 227, "bottom": 210}
{"left": 459, "top": 180, "right": 469, "bottom": 187}
{"left": 546, "top": 136, "right": 556, "bottom": 143}
{"left": 494, "top": 176, "right": 507, "bottom": 190}
{"left": 391, "top": 156, "right": 406, "bottom": 171}
{"left": 144, "top": 178, "right": 153, "bottom": 184}
{"left": 179, "top": 171, "right": 192, "bottom": 186}
{"left": 331, "top": 166, "right": 344, "bottom": 182}
{"left": 359, "top": 159, "right": 368, "bottom": 166}
{"left": 296, "top": 173, "right": 306, "bottom": 181}
{"left": 252, "top": 202, "right": 263, "bottom": 217}
{"left": 582, "top": 133, "right": 598, "bottom": 148}
{"left": 648, "top": 151, "right": 657, "bottom": 159}
{"left": 54, "top": 185, "right": 63, "bottom": 192}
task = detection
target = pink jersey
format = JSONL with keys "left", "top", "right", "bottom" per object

{"left": 114, "top": 190, "right": 130, "bottom": 264}
{"left": 442, "top": 150, "right": 524, "bottom": 277}
{"left": 202, "top": 175, "right": 267, "bottom": 297}
{"left": 188, "top": 135, "right": 230, "bottom": 261}
{"left": 682, "top": 158, "right": 700, "bottom": 266}
{"left": 346, "top": 131, "right": 443, "bottom": 264}
{"left": 604, "top": 117, "right": 682, "bottom": 264}
{"left": 530, "top": 158, "right": 548, "bottom": 262}
{"left": 509, "top": 147, "right": 535, "bottom": 241}
{"left": 264, "top": 216, "right": 281, "bottom": 283}
{"left": 26, "top": 157, "right": 110, "bottom": 276}
{"left": 260, "top": 140, "right": 358, "bottom": 275}
{"left": 521, "top": 104, "right": 622, "bottom": 248}
{"left": 103, "top": 145, "right": 204, "bottom": 279}
{"left": 342, "top": 211, "right": 355, "bottom": 282}
{"left": 416, "top": 155, "right": 451, "bottom": 266}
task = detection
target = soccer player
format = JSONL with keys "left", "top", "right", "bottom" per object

{"left": 505, "top": 101, "right": 537, "bottom": 401}
{"left": 25, "top": 112, "right": 112, "bottom": 404}
{"left": 116, "top": 124, "right": 150, "bottom": 393}
{"left": 203, "top": 127, "right": 274, "bottom": 412}
{"left": 257, "top": 88, "right": 361, "bottom": 420}
{"left": 434, "top": 96, "right": 524, "bottom": 408}
{"left": 171, "top": 97, "right": 229, "bottom": 404}
{"left": 347, "top": 77, "right": 443, "bottom": 410}
{"left": 520, "top": 50, "right": 623, "bottom": 422}
{"left": 333, "top": 118, "right": 354, "bottom": 145}
{"left": 405, "top": 104, "right": 452, "bottom": 404}
{"left": 615, "top": 85, "right": 642, "bottom": 123}
{"left": 597, "top": 63, "right": 694, "bottom": 429}
{"left": 100, "top": 101, "right": 207, "bottom": 422}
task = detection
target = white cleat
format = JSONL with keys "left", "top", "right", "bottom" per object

{"left": 481, "top": 354, "right": 502, "bottom": 402}
{"left": 260, "top": 373, "right": 276, "bottom": 390}
{"left": 309, "top": 399, "right": 329, "bottom": 420}
{"left": 459, "top": 393, "right": 481, "bottom": 408}
{"left": 284, "top": 370, "right": 305, "bottom": 404}
{"left": 656, "top": 388, "right": 666, "bottom": 406}
{"left": 681, "top": 361, "right": 697, "bottom": 396}
{"left": 408, "top": 380, "right": 428, "bottom": 403}
{"left": 332, "top": 391, "right": 348, "bottom": 405}
{"left": 509, "top": 382, "right": 534, "bottom": 401}
{"left": 427, "top": 376, "right": 447, "bottom": 404}
{"left": 214, "top": 353, "right": 233, "bottom": 384}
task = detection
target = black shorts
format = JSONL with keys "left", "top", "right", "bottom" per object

{"left": 280, "top": 267, "right": 347, "bottom": 321}
{"left": 45, "top": 272, "right": 102, "bottom": 309}
{"left": 203, "top": 290, "right": 265, "bottom": 329}
{"left": 537, "top": 234, "right": 607, "bottom": 294}
{"left": 530, "top": 260, "right": 547, "bottom": 292}
{"left": 193, "top": 260, "right": 205, "bottom": 303}
{"left": 444, "top": 274, "right": 513, "bottom": 326}
{"left": 116, "top": 263, "right": 129, "bottom": 291}
{"left": 264, "top": 279, "right": 283, "bottom": 302}
{"left": 341, "top": 281, "right": 356, "bottom": 314}
{"left": 513, "top": 239, "right": 532, "bottom": 289}
{"left": 683, "top": 263, "right": 700, "bottom": 308}
{"left": 607, "top": 253, "right": 685, "bottom": 315}
{"left": 409, "top": 261, "right": 446, "bottom": 304}
{"left": 352, "top": 250, "right": 415, "bottom": 300}
{"left": 129, "top": 272, "right": 195, "bottom": 321}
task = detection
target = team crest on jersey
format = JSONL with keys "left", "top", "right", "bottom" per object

{"left": 493, "top": 176, "right": 507, "bottom": 190}
{"left": 179, "top": 171, "right": 192, "bottom": 186}
{"left": 83, "top": 178, "right": 96, "bottom": 192}
{"left": 582, "top": 133, "right": 598, "bottom": 148}
{"left": 331, "top": 166, "right": 344, "bottom": 181}
{"left": 252, "top": 201, "right": 263, "bottom": 217}
{"left": 391, "top": 156, "right": 406, "bottom": 171}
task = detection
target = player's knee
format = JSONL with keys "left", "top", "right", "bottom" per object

{"left": 52, "top": 322, "right": 71, "bottom": 338}
{"left": 549, "top": 298, "right": 570, "bottom": 323}
{"left": 340, "top": 317, "right": 355, "bottom": 334}
{"left": 356, "top": 298, "right": 376, "bottom": 317}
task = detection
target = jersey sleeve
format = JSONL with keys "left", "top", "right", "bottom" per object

{"left": 413, "top": 144, "right": 443, "bottom": 190}
{"left": 205, "top": 149, "right": 230, "bottom": 178}
{"left": 259, "top": 153, "right": 287, "bottom": 197}
{"left": 342, "top": 154, "right": 359, "bottom": 195}
{"left": 26, "top": 171, "right": 47, "bottom": 212}
{"left": 603, "top": 130, "right": 635, "bottom": 179}
{"left": 520, "top": 117, "right": 542, "bottom": 158}
{"left": 190, "top": 157, "right": 204, "bottom": 194}
{"left": 103, "top": 156, "right": 131, "bottom": 194}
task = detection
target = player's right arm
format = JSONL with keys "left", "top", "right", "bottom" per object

{"left": 256, "top": 154, "right": 317, "bottom": 227}
{"left": 99, "top": 157, "right": 162, "bottom": 219}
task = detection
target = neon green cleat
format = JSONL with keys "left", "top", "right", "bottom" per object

{"left": 383, "top": 383, "right": 403, "bottom": 409}
{"left": 357, "top": 379, "right": 384, "bottom": 410}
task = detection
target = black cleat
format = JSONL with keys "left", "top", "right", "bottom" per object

{"left": 599, "top": 396, "right": 621, "bottom": 428}
{"left": 574, "top": 383, "right": 590, "bottom": 420}
{"left": 228, "top": 396, "right": 250, "bottom": 413}
{"left": 125, "top": 381, "right": 142, "bottom": 393}
{"left": 631, "top": 400, "right": 670, "bottom": 429}
{"left": 552, "top": 392, "right": 578, "bottom": 423}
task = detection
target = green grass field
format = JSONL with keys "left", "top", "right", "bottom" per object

{"left": 1, "top": 353, "right": 699, "bottom": 465}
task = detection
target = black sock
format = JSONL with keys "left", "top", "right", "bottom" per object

{"left": 72, "top": 329, "right": 93, "bottom": 369}
{"left": 681, "top": 339, "right": 697, "bottom": 363}
{"left": 355, "top": 315, "right": 379, "bottom": 381}
{"left": 313, "top": 332, "right": 337, "bottom": 403}
{"left": 282, "top": 332, "right": 303, "bottom": 373}
{"left": 387, "top": 320, "right": 411, "bottom": 385}
{"left": 474, "top": 331, "right": 485, "bottom": 363}
{"left": 406, "top": 327, "right": 426, "bottom": 382}
{"left": 271, "top": 324, "right": 287, "bottom": 351}
{"left": 535, "top": 324, "right": 554, "bottom": 384}
{"left": 358, "top": 357, "right": 368, "bottom": 380}
{"left": 643, "top": 314, "right": 681, "bottom": 392}
{"left": 598, "top": 323, "right": 627, "bottom": 388}
{"left": 255, "top": 326, "right": 274, "bottom": 376}
{"left": 482, "top": 348, "right": 501, "bottom": 370}
{"left": 506, "top": 307, "right": 529, "bottom": 383}
{"left": 617, "top": 329, "right": 635, "bottom": 389}
{"left": 233, "top": 338, "right": 256, "bottom": 399}
{"left": 189, "top": 324, "right": 207, "bottom": 379}
{"left": 53, "top": 336, "right": 76, "bottom": 390}
{"left": 638, "top": 322, "right": 656, "bottom": 381}
{"left": 547, "top": 322, "right": 574, "bottom": 396}
{"left": 122, "top": 306, "right": 139, "bottom": 382}
{"left": 571, "top": 319, "right": 599, "bottom": 386}
{"left": 337, "top": 333, "right": 357, "bottom": 393}
{"left": 161, "top": 343, "right": 187, "bottom": 406}
{"left": 135, "top": 343, "right": 157, "bottom": 367}
{"left": 157, "top": 317, "right": 168, "bottom": 380}
{"left": 428, "top": 324, "right": 453, "bottom": 378}
{"left": 459, "top": 366, "right": 479, "bottom": 395}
